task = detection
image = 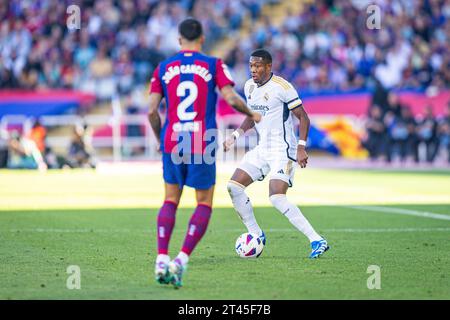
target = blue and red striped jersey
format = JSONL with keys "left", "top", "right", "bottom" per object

{"left": 150, "top": 50, "right": 235, "bottom": 154}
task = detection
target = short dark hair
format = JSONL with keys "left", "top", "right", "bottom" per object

{"left": 178, "top": 18, "right": 203, "bottom": 41}
{"left": 250, "top": 49, "right": 272, "bottom": 64}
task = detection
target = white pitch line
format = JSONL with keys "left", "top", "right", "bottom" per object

{"left": 5, "top": 227, "right": 450, "bottom": 233}
{"left": 346, "top": 205, "right": 450, "bottom": 221}
{"left": 320, "top": 227, "right": 450, "bottom": 233}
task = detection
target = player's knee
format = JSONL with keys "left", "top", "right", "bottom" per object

{"left": 164, "top": 197, "right": 180, "bottom": 206}
{"left": 227, "top": 180, "right": 245, "bottom": 198}
{"left": 269, "top": 194, "right": 289, "bottom": 213}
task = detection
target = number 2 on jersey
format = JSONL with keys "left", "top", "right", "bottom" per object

{"left": 177, "top": 81, "right": 198, "bottom": 121}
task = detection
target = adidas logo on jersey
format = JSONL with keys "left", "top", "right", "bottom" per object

{"left": 277, "top": 169, "right": 284, "bottom": 174}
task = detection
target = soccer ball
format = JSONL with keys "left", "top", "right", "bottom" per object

{"left": 235, "top": 233, "right": 264, "bottom": 258}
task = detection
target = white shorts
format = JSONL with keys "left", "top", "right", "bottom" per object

{"left": 238, "top": 145, "right": 297, "bottom": 187}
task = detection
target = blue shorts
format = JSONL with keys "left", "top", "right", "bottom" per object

{"left": 162, "top": 152, "right": 216, "bottom": 190}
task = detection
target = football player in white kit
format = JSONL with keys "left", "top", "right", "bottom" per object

{"left": 223, "top": 49, "right": 329, "bottom": 258}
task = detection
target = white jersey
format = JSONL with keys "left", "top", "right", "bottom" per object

{"left": 244, "top": 74, "right": 302, "bottom": 161}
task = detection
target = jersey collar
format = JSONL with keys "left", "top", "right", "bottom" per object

{"left": 256, "top": 72, "right": 273, "bottom": 88}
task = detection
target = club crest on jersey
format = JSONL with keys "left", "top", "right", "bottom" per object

{"left": 248, "top": 85, "right": 255, "bottom": 99}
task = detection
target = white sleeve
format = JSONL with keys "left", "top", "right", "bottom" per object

{"left": 282, "top": 83, "right": 303, "bottom": 110}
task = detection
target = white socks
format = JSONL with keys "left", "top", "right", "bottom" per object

{"left": 227, "top": 180, "right": 321, "bottom": 242}
{"left": 156, "top": 254, "right": 170, "bottom": 266}
{"left": 157, "top": 253, "right": 189, "bottom": 267}
{"left": 269, "top": 194, "right": 322, "bottom": 242}
{"left": 176, "top": 251, "right": 189, "bottom": 266}
{"left": 227, "top": 180, "right": 263, "bottom": 235}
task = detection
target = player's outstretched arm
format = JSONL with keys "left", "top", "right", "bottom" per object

{"left": 148, "top": 93, "right": 163, "bottom": 150}
{"left": 220, "top": 85, "right": 261, "bottom": 122}
{"left": 223, "top": 116, "right": 255, "bottom": 152}
{"left": 291, "top": 105, "right": 310, "bottom": 168}
{"left": 220, "top": 85, "right": 261, "bottom": 152}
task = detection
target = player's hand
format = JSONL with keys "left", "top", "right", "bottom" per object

{"left": 223, "top": 135, "right": 235, "bottom": 152}
{"left": 251, "top": 112, "right": 262, "bottom": 123}
{"left": 297, "top": 146, "right": 308, "bottom": 168}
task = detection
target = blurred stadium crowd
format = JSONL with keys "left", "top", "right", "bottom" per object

{"left": 0, "top": 0, "right": 449, "bottom": 169}
{"left": 0, "top": 0, "right": 267, "bottom": 97}
{"left": 0, "top": 120, "right": 96, "bottom": 170}
{"left": 363, "top": 94, "right": 450, "bottom": 164}
{"left": 225, "top": 0, "right": 450, "bottom": 91}
{"left": 3, "top": 0, "right": 448, "bottom": 94}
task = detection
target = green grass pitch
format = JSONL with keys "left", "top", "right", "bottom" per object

{"left": 0, "top": 167, "right": 449, "bottom": 299}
